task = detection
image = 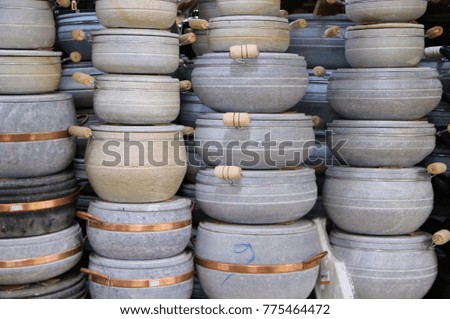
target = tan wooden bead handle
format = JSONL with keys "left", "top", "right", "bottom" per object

{"left": 432, "top": 230, "right": 450, "bottom": 245}
{"left": 312, "top": 116, "right": 323, "bottom": 128}
{"left": 215, "top": 166, "right": 242, "bottom": 181}
{"left": 426, "top": 26, "right": 444, "bottom": 39}
{"left": 183, "top": 28, "right": 194, "bottom": 34}
{"left": 325, "top": 26, "right": 341, "bottom": 38}
{"left": 279, "top": 10, "right": 289, "bottom": 18}
{"left": 69, "top": 52, "right": 82, "bottom": 63}
{"left": 427, "top": 163, "right": 447, "bottom": 175}
{"left": 223, "top": 113, "right": 251, "bottom": 127}
{"left": 326, "top": 0, "right": 345, "bottom": 5}
{"left": 229, "top": 44, "right": 259, "bottom": 60}
{"left": 56, "top": 0, "right": 71, "bottom": 7}
{"left": 72, "top": 30, "right": 85, "bottom": 42}
{"left": 313, "top": 66, "right": 327, "bottom": 77}
{"left": 289, "top": 19, "right": 308, "bottom": 30}
{"left": 424, "top": 46, "right": 443, "bottom": 60}
{"left": 179, "top": 33, "right": 197, "bottom": 46}
{"left": 72, "top": 72, "right": 94, "bottom": 86}
{"left": 189, "top": 19, "right": 209, "bottom": 30}
{"left": 183, "top": 126, "right": 195, "bottom": 136}
{"left": 68, "top": 126, "right": 93, "bottom": 139}
{"left": 180, "top": 80, "right": 192, "bottom": 92}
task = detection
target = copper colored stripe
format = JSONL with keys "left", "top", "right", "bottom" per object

{"left": 82, "top": 268, "right": 194, "bottom": 288}
{"left": 0, "top": 245, "right": 83, "bottom": 268}
{"left": 195, "top": 251, "right": 328, "bottom": 274}
{"left": 0, "top": 191, "right": 79, "bottom": 213}
{"left": 87, "top": 219, "right": 192, "bottom": 233}
{"left": 0, "top": 130, "right": 70, "bottom": 142}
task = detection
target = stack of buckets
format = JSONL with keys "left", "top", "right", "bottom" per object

{"left": 322, "top": 3, "right": 450, "bottom": 298}
{"left": 54, "top": 3, "right": 104, "bottom": 210}
{"left": 0, "top": 0, "right": 85, "bottom": 299}
{"left": 73, "top": 0, "right": 197, "bottom": 299}
{"left": 188, "top": 0, "right": 329, "bottom": 299}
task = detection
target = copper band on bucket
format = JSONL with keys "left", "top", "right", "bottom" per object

{"left": 0, "top": 130, "right": 70, "bottom": 142}
{"left": 76, "top": 211, "right": 192, "bottom": 233}
{"left": 0, "top": 245, "right": 83, "bottom": 268}
{"left": 81, "top": 268, "right": 194, "bottom": 288}
{"left": 195, "top": 251, "right": 328, "bottom": 274}
{"left": 0, "top": 191, "right": 80, "bottom": 213}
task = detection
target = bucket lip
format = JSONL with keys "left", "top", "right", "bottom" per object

{"left": 198, "top": 167, "right": 316, "bottom": 179}
{"left": 198, "top": 219, "right": 317, "bottom": 235}
{"left": 90, "top": 124, "right": 185, "bottom": 133}
{"left": 328, "top": 120, "right": 435, "bottom": 129}
{"left": 0, "top": 170, "right": 75, "bottom": 190}
{"left": 197, "top": 113, "right": 312, "bottom": 122}
{"left": 0, "top": 223, "right": 81, "bottom": 248}
{"left": 56, "top": 11, "right": 99, "bottom": 21}
{"left": 0, "top": 270, "right": 85, "bottom": 298}
{"left": 330, "top": 229, "right": 432, "bottom": 248}
{"left": 209, "top": 15, "right": 288, "bottom": 24}
{"left": 288, "top": 13, "right": 353, "bottom": 23}
{"left": 96, "top": 74, "right": 179, "bottom": 83}
{"left": 347, "top": 23, "right": 424, "bottom": 31}
{"left": 195, "top": 52, "right": 306, "bottom": 62}
{"left": 325, "top": 166, "right": 430, "bottom": 181}
{"left": 0, "top": 50, "right": 62, "bottom": 57}
{"left": 89, "top": 196, "right": 191, "bottom": 213}
{"left": 332, "top": 67, "right": 438, "bottom": 75}
{"left": 62, "top": 62, "right": 96, "bottom": 69}
{"left": 89, "top": 251, "right": 193, "bottom": 269}
{"left": 0, "top": 92, "right": 73, "bottom": 103}
{"left": 91, "top": 28, "right": 179, "bottom": 38}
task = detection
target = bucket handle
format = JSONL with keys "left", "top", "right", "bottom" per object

{"left": 427, "top": 163, "right": 447, "bottom": 176}
{"left": 76, "top": 211, "right": 104, "bottom": 223}
{"left": 289, "top": 18, "right": 308, "bottom": 30}
{"left": 215, "top": 166, "right": 242, "bottom": 181}
{"left": 433, "top": 230, "right": 450, "bottom": 246}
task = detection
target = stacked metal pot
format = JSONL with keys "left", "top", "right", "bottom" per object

{"left": 322, "top": 0, "right": 447, "bottom": 298}
{"left": 186, "top": 0, "right": 328, "bottom": 299}
{"left": 68, "top": 0, "right": 195, "bottom": 299}
{"left": 0, "top": 0, "right": 86, "bottom": 298}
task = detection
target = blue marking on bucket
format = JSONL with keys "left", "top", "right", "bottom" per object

{"left": 221, "top": 243, "right": 255, "bottom": 285}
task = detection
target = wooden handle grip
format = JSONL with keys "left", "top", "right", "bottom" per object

{"left": 325, "top": 26, "right": 341, "bottom": 38}
{"left": 69, "top": 52, "right": 82, "bottom": 63}
{"left": 289, "top": 19, "right": 308, "bottom": 30}
{"left": 312, "top": 116, "right": 323, "bottom": 128}
{"left": 182, "top": 126, "right": 195, "bottom": 136}
{"left": 427, "top": 163, "right": 447, "bottom": 175}
{"left": 215, "top": 166, "right": 242, "bottom": 181}
{"left": 313, "top": 66, "right": 327, "bottom": 77}
{"left": 229, "top": 44, "right": 259, "bottom": 60}
{"left": 426, "top": 26, "right": 444, "bottom": 39}
{"left": 223, "top": 113, "right": 251, "bottom": 127}
{"left": 56, "top": 0, "right": 71, "bottom": 7}
{"left": 189, "top": 19, "right": 209, "bottom": 30}
{"left": 72, "top": 72, "right": 94, "bottom": 86}
{"left": 180, "top": 80, "right": 192, "bottom": 92}
{"left": 179, "top": 33, "right": 197, "bottom": 46}
{"left": 68, "top": 126, "right": 93, "bottom": 138}
{"left": 278, "top": 10, "right": 289, "bottom": 18}
{"left": 72, "top": 30, "right": 85, "bottom": 41}
{"left": 433, "top": 230, "right": 450, "bottom": 245}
